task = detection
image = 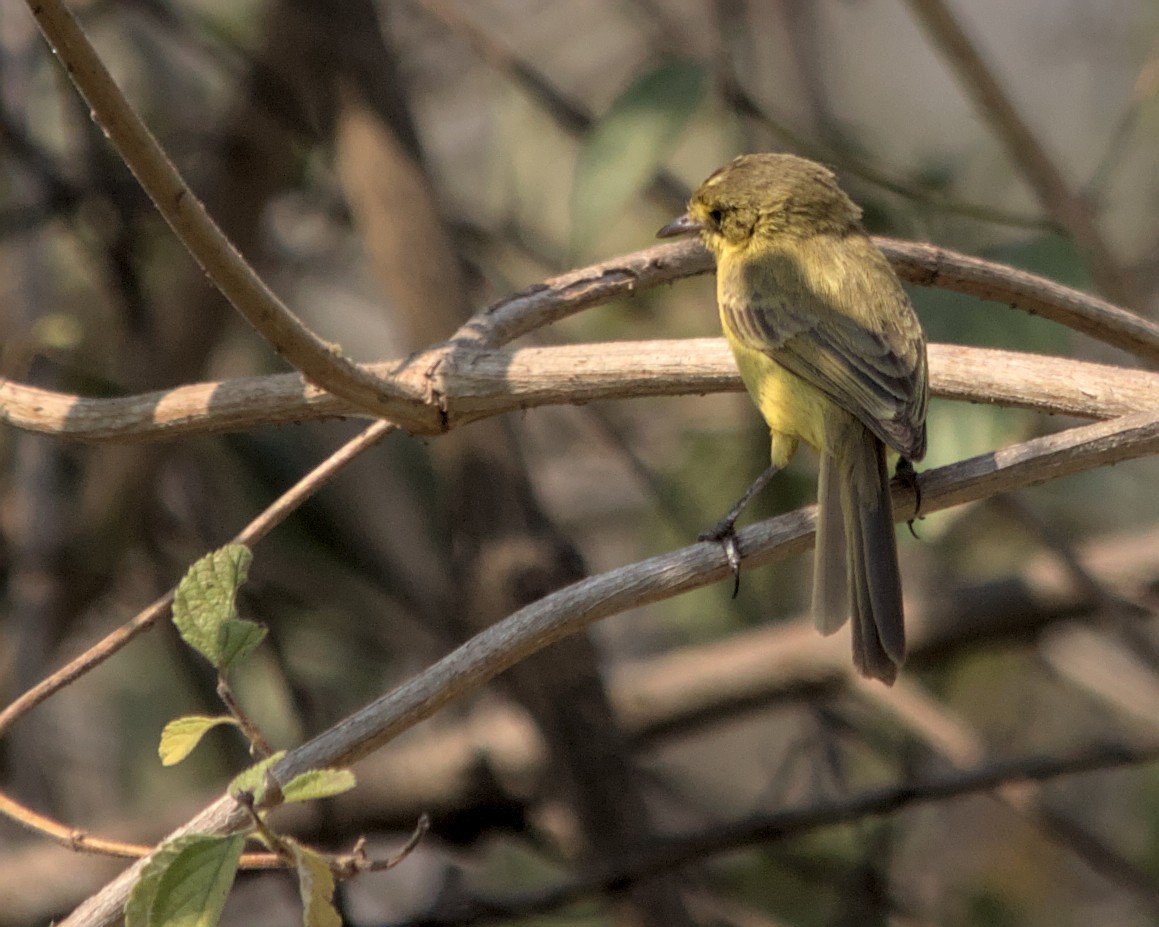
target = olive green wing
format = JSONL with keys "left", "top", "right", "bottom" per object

{"left": 721, "top": 268, "right": 927, "bottom": 459}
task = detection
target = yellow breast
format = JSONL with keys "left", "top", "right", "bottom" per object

{"left": 721, "top": 322, "right": 834, "bottom": 467}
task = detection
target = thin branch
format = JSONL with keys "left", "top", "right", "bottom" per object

{"left": 343, "top": 814, "right": 430, "bottom": 875}
{"left": 302, "top": 514, "right": 1159, "bottom": 827}
{"left": 858, "top": 676, "right": 1159, "bottom": 909}
{"left": 0, "top": 420, "right": 395, "bottom": 738}
{"left": 0, "top": 785, "right": 285, "bottom": 870}
{"left": 469, "top": 236, "right": 1159, "bottom": 360}
{"left": 440, "top": 737, "right": 1159, "bottom": 924}
{"left": 281, "top": 410, "right": 1159, "bottom": 774}
{"left": 715, "top": 45, "right": 1051, "bottom": 233}
{"left": 59, "top": 408, "right": 1159, "bottom": 927}
{"left": 21, "top": 0, "right": 412, "bottom": 419}
{"left": 412, "top": 0, "right": 689, "bottom": 208}
{"left": 216, "top": 677, "right": 273, "bottom": 759}
{"left": 903, "top": 0, "right": 1137, "bottom": 308}
{"left": 0, "top": 420, "right": 395, "bottom": 869}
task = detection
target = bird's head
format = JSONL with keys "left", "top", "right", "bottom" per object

{"left": 658, "top": 153, "right": 862, "bottom": 258}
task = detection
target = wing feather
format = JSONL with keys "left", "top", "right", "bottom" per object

{"left": 720, "top": 246, "right": 927, "bottom": 459}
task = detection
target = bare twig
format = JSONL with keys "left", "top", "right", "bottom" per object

{"left": 380, "top": 737, "right": 1159, "bottom": 924}
{"left": 904, "top": 0, "right": 1137, "bottom": 308}
{"left": 0, "top": 785, "right": 286, "bottom": 872}
{"left": 412, "top": 0, "right": 689, "bottom": 208}
{"left": 334, "top": 814, "right": 430, "bottom": 876}
{"left": 58, "top": 408, "right": 1159, "bottom": 927}
{"left": 0, "top": 420, "right": 395, "bottom": 738}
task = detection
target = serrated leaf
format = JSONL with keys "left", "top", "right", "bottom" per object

{"left": 172, "top": 545, "right": 254, "bottom": 669}
{"left": 125, "top": 833, "right": 244, "bottom": 927}
{"left": 571, "top": 59, "right": 705, "bottom": 256}
{"left": 159, "top": 716, "right": 240, "bottom": 767}
{"left": 287, "top": 838, "right": 342, "bottom": 927}
{"left": 228, "top": 750, "right": 287, "bottom": 805}
{"left": 282, "top": 768, "right": 357, "bottom": 804}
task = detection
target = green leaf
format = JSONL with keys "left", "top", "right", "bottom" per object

{"left": 228, "top": 751, "right": 287, "bottom": 806}
{"left": 172, "top": 545, "right": 263, "bottom": 670}
{"left": 571, "top": 59, "right": 705, "bottom": 256}
{"left": 288, "top": 838, "right": 342, "bottom": 927}
{"left": 281, "top": 768, "right": 357, "bottom": 804}
{"left": 159, "top": 716, "right": 240, "bottom": 767}
{"left": 125, "top": 833, "right": 244, "bottom": 927}
{"left": 215, "top": 617, "right": 267, "bottom": 672}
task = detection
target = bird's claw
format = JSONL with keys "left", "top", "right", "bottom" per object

{"left": 699, "top": 523, "right": 743, "bottom": 597}
{"left": 893, "top": 457, "right": 923, "bottom": 540}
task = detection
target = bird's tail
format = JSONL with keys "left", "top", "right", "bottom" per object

{"left": 812, "top": 451, "right": 848, "bottom": 636}
{"left": 812, "top": 430, "right": 906, "bottom": 684}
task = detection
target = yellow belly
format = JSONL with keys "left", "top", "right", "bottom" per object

{"left": 725, "top": 331, "right": 838, "bottom": 468}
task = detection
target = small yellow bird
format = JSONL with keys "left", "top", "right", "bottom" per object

{"left": 658, "top": 153, "right": 928, "bottom": 683}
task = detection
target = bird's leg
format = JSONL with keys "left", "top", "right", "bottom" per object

{"left": 892, "top": 457, "right": 922, "bottom": 539}
{"left": 700, "top": 463, "right": 781, "bottom": 597}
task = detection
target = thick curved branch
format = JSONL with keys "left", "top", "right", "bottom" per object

{"left": 284, "top": 409, "right": 1159, "bottom": 772}
{"left": 475, "top": 237, "right": 1159, "bottom": 361}
{"left": 59, "top": 407, "right": 1159, "bottom": 927}
{"left": 5, "top": 236, "right": 1158, "bottom": 442}
{"left": 877, "top": 239, "right": 1159, "bottom": 362}
{"left": 21, "top": 0, "right": 409, "bottom": 418}
{"left": 4, "top": 342, "right": 1158, "bottom": 441}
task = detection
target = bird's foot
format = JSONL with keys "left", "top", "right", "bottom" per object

{"left": 699, "top": 520, "right": 743, "bottom": 598}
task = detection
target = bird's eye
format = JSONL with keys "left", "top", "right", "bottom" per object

{"left": 708, "top": 208, "right": 723, "bottom": 227}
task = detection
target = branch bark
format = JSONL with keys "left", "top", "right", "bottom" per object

{"left": 58, "top": 406, "right": 1159, "bottom": 926}
{"left": 21, "top": 0, "right": 413, "bottom": 418}
{"left": 4, "top": 341, "right": 1158, "bottom": 441}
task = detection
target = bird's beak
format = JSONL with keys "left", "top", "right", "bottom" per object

{"left": 656, "top": 213, "right": 703, "bottom": 239}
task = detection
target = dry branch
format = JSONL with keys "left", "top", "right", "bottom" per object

{"left": 22, "top": 0, "right": 411, "bottom": 419}
{"left": 878, "top": 239, "right": 1159, "bottom": 361}
{"left": 6, "top": 234, "right": 1159, "bottom": 443}
{"left": 3, "top": 341, "right": 1158, "bottom": 442}
{"left": 58, "top": 406, "right": 1159, "bottom": 927}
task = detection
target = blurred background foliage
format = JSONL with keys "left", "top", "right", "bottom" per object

{"left": 3, "top": 1, "right": 1159, "bottom": 925}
